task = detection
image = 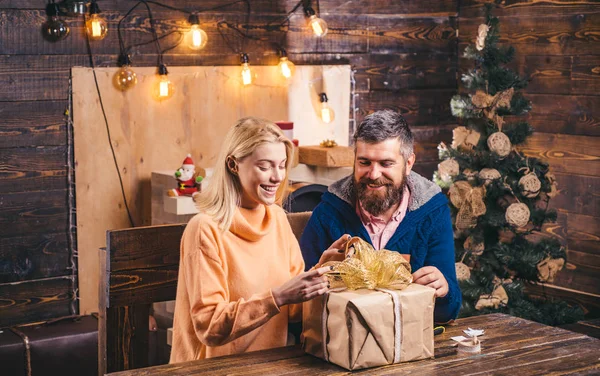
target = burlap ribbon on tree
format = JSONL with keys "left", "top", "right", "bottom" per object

{"left": 323, "top": 237, "right": 412, "bottom": 290}
{"left": 449, "top": 181, "right": 487, "bottom": 229}
{"left": 471, "top": 87, "right": 514, "bottom": 131}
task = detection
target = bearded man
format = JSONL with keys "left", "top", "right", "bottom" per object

{"left": 300, "top": 110, "right": 461, "bottom": 323}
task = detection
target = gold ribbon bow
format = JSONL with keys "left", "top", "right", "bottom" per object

{"left": 449, "top": 181, "right": 487, "bottom": 229}
{"left": 471, "top": 87, "right": 514, "bottom": 131}
{"left": 323, "top": 237, "right": 412, "bottom": 290}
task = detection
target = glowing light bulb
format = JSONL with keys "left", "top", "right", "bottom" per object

{"left": 153, "top": 64, "right": 174, "bottom": 100}
{"left": 186, "top": 15, "right": 208, "bottom": 50}
{"left": 42, "top": 3, "right": 70, "bottom": 42}
{"left": 85, "top": 2, "right": 107, "bottom": 41}
{"left": 304, "top": 7, "right": 328, "bottom": 37}
{"left": 319, "top": 93, "right": 335, "bottom": 124}
{"left": 278, "top": 57, "right": 295, "bottom": 80}
{"left": 114, "top": 54, "right": 137, "bottom": 91}
{"left": 240, "top": 53, "right": 253, "bottom": 86}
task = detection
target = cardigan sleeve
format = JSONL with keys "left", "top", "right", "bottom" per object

{"left": 300, "top": 204, "right": 337, "bottom": 271}
{"left": 425, "top": 204, "right": 462, "bottom": 323}
{"left": 181, "top": 220, "right": 281, "bottom": 347}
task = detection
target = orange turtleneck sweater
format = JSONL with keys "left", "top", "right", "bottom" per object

{"left": 169, "top": 204, "right": 305, "bottom": 363}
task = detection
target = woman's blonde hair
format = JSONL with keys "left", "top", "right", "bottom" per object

{"left": 194, "top": 117, "right": 294, "bottom": 231}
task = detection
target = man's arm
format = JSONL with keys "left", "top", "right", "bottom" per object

{"left": 422, "top": 204, "right": 461, "bottom": 323}
{"left": 300, "top": 203, "right": 337, "bottom": 270}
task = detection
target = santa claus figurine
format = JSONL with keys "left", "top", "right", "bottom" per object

{"left": 167, "top": 154, "right": 203, "bottom": 197}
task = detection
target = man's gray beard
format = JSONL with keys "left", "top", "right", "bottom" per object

{"left": 354, "top": 177, "right": 406, "bottom": 217}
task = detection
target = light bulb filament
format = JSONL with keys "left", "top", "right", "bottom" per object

{"left": 281, "top": 62, "right": 292, "bottom": 78}
{"left": 241, "top": 64, "right": 252, "bottom": 85}
{"left": 91, "top": 19, "right": 102, "bottom": 37}
{"left": 159, "top": 80, "right": 169, "bottom": 97}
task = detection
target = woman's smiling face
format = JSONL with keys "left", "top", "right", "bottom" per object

{"left": 237, "top": 142, "right": 287, "bottom": 209}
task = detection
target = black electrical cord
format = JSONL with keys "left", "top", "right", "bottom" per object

{"left": 84, "top": 22, "right": 136, "bottom": 228}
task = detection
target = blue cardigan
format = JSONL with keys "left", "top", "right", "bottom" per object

{"left": 300, "top": 172, "right": 461, "bottom": 323}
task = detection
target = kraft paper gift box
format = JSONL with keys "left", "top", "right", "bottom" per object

{"left": 301, "top": 237, "right": 436, "bottom": 370}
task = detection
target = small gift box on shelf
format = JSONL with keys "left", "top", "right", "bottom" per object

{"left": 302, "top": 237, "right": 435, "bottom": 371}
{"left": 298, "top": 145, "right": 354, "bottom": 167}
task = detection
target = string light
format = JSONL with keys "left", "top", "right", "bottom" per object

{"left": 85, "top": 0, "right": 108, "bottom": 41}
{"left": 240, "top": 53, "right": 253, "bottom": 86}
{"left": 277, "top": 48, "right": 296, "bottom": 80}
{"left": 319, "top": 93, "right": 335, "bottom": 123}
{"left": 114, "top": 53, "right": 137, "bottom": 91}
{"left": 153, "top": 64, "right": 174, "bottom": 100}
{"left": 186, "top": 14, "right": 208, "bottom": 50}
{"left": 42, "top": 2, "right": 70, "bottom": 42}
{"left": 304, "top": 6, "right": 328, "bottom": 37}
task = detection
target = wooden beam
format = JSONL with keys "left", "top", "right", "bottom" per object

{"left": 0, "top": 275, "right": 73, "bottom": 327}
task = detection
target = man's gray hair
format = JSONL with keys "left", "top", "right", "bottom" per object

{"left": 353, "top": 109, "right": 414, "bottom": 160}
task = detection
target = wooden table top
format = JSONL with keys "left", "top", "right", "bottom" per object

{"left": 109, "top": 313, "right": 600, "bottom": 375}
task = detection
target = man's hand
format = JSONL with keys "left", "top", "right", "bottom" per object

{"left": 412, "top": 266, "right": 448, "bottom": 298}
{"left": 316, "top": 234, "right": 351, "bottom": 267}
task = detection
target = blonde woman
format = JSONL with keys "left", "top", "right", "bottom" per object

{"left": 170, "top": 117, "right": 331, "bottom": 362}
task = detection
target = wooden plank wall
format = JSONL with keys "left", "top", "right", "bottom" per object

{"left": 459, "top": 1, "right": 600, "bottom": 317}
{"left": 0, "top": 1, "right": 459, "bottom": 327}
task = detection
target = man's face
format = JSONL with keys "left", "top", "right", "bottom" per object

{"left": 353, "top": 138, "right": 415, "bottom": 216}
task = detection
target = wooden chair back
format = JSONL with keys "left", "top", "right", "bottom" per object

{"left": 98, "top": 212, "right": 312, "bottom": 375}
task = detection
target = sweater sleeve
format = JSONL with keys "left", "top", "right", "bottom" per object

{"left": 425, "top": 204, "right": 462, "bottom": 323}
{"left": 286, "top": 221, "right": 306, "bottom": 323}
{"left": 182, "top": 220, "right": 281, "bottom": 347}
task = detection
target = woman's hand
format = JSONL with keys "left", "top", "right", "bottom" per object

{"left": 316, "top": 234, "right": 352, "bottom": 267}
{"left": 272, "top": 266, "right": 331, "bottom": 307}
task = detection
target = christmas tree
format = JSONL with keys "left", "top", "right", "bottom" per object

{"left": 435, "top": 5, "right": 583, "bottom": 326}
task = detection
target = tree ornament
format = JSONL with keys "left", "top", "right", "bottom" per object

{"left": 478, "top": 168, "right": 501, "bottom": 186}
{"left": 449, "top": 181, "right": 487, "bottom": 229}
{"left": 471, "top": 88, "right": 514, "bottom": 131}
{"left": 505, "top": 202, "right": 530, "bottom": 228}
{"left": 437, "top": 159, "right": 460, "bottom": 184}
{"left": 519, "top": 172, "right": 541, "bottom": 198}
{"left": 475, "top": 285, "right": 508, "bottom": 310}
{"left": 475, "top": 24, "right": 490, "bottom": 51}
{"left": 452, "top": 126, "right": 481, "bottom": 151}
{"left": 487, "top": 132, "right": 512, "bottom": 158}
{"left": 537, "top": 257, "right": 565, "bottom": 283}
{"left": 463, "top": 169, "right": 478, "bottom": 183}
{"left": 455, "top": 262, "right": 471, "bottom": 281}
{"left": 464, "top": 235, "right": 485, "bottom": 256}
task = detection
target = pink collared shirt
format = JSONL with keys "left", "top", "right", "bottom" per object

{"left": 356, "top": 186, "right": 410, "bottom": 250}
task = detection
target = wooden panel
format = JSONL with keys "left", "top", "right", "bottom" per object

{"left": 550, "top": 173, "right": 600, "bottom": 217}
{"left": 108, "top": 225, "right": 184, "bottom": 272}
{"left": 107, "top": 225, "right": 184, "bottom": 307}
{"left": 460, "top": 0, "right": 600, "bottom": 18}
{"left": 288, "top": 14, "right": 457, "bottom": 55}
{"left": 521, "top": 133, "right": 600, "bottom": 177}
{"left": 0, "top": 100, "right": 68, "bottom": 147}
{"left": 459, "top": 13, "right": 600, "bottom": 56}
{"left": 572, "top": 55, "right": 600, "bottom": 96}
{"left": 106, "top": 305, "right": 150, "bottom": 373}
{"left": 1, "top": 0, "right": 458, "bottom": 14}
{"left": 357, "top": 53, "right": 456, "bottom": 92}
{"left": 527, "top": 283, "right": 600, "bottom": 319}
{"left": 0, "top": 189, "right": 68, "bottom": 237}
{"left": 0, "top": 146, "right": 67, "bottom": 193}
{"left": 567, "top": 213, "right": 600, "bottom": 257}
{"left": 0, "top": 232, "right": 70, "bottom": 283}
{"left": 515, "top": 94, "right": 600, "bottom": 137}
{"left": 359, "top": 89, "right": 455, "bottom": 126}
{"left": 0, "top": 276, "right": 73, "bottom": 327}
